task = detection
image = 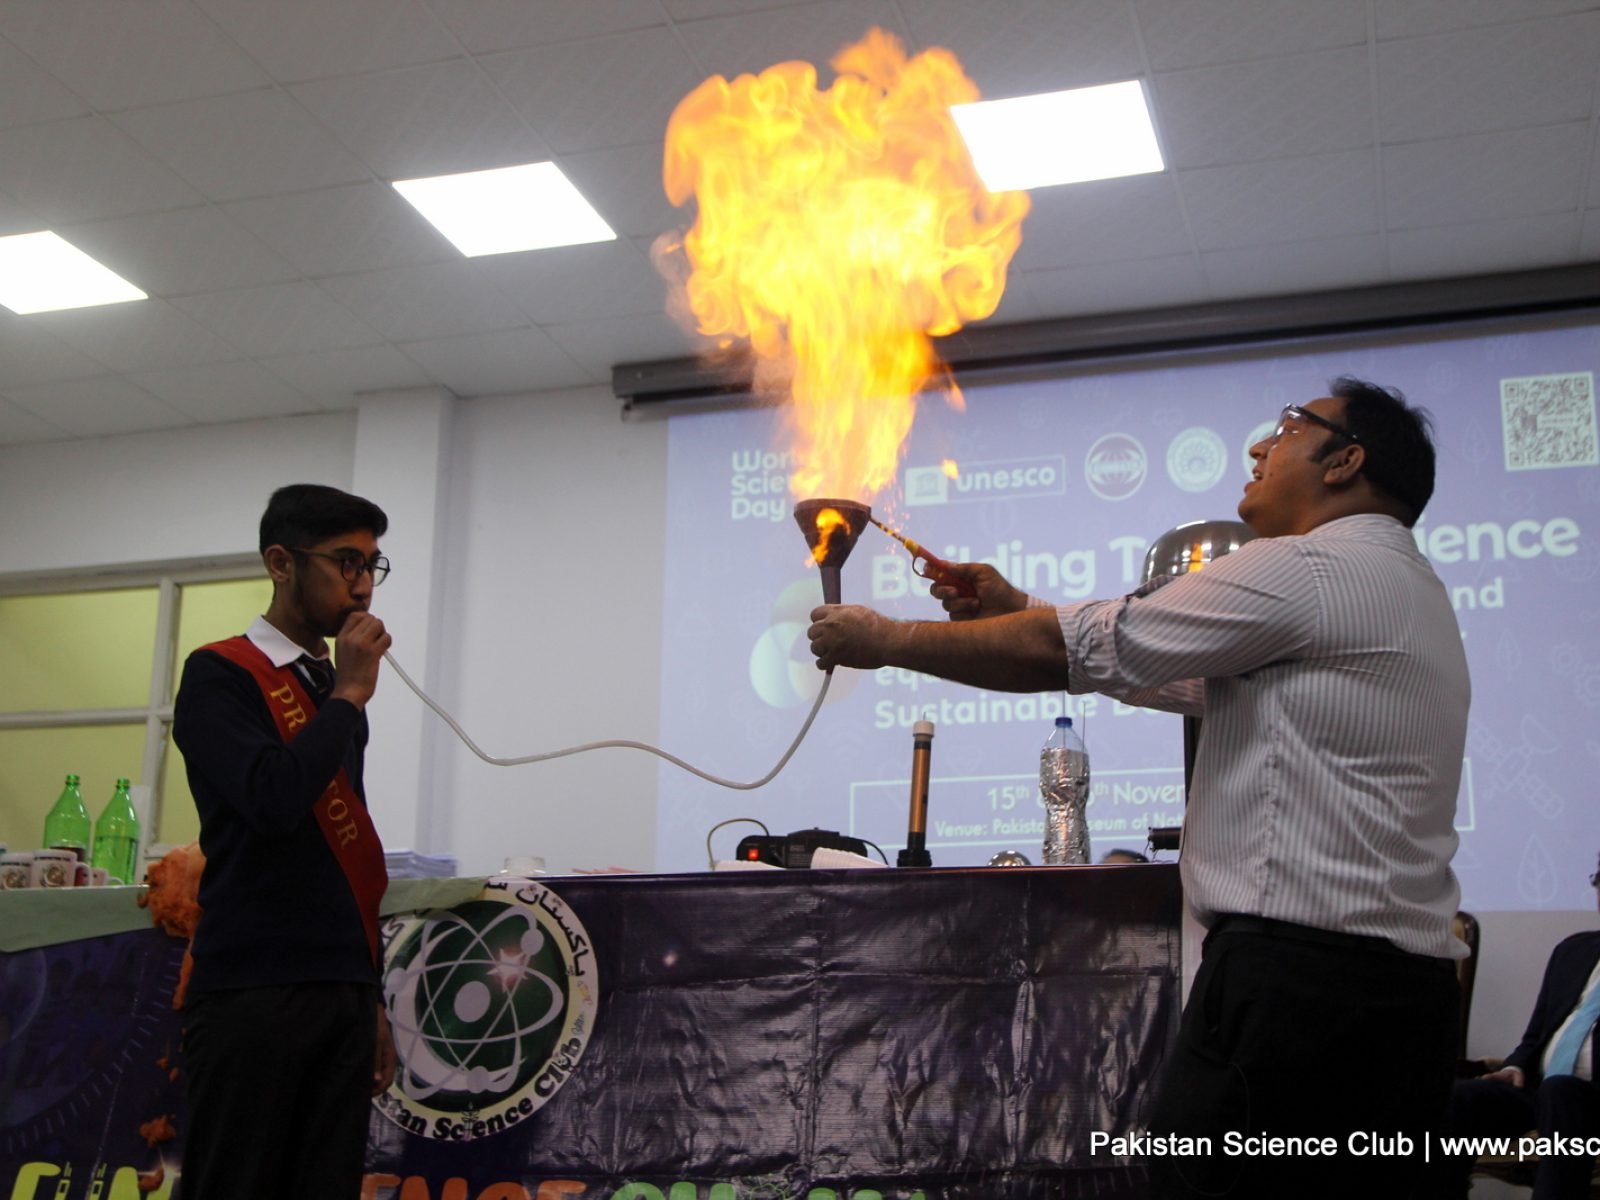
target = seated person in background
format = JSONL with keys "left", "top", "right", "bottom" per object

{"left": 1426, "top": 853, "right": 1600, "bottom": 1199}
{"left": 1100, "top": 848, "right": 1149, "bottom": 865}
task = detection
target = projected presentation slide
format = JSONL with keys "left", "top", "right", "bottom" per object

{"left": 658, "top": 314, "right": 1599, "bottom": 911}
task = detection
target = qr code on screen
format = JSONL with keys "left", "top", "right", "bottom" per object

{"left": 1501, "top": 372, "right": 1598, "bottom": 471}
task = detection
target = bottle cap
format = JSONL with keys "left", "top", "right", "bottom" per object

{"left": 116, "top": 777, "right": 130, "bottom": 788}
{"left": 912, "top": 719, "right": 935, "bottom": 738}
{"left": 1055, "top": 716, "right": 1072, "bottom": 728}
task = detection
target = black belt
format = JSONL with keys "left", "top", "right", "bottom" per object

{"left": 1209, "top": 913, "right": 1444, "bottom": 964}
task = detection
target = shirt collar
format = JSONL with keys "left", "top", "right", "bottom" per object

{"left": 245, "top": 614, "right": 328, "bottom": 669}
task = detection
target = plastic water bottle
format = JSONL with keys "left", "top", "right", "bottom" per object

{"left": 93, "top": 777, "right": 141, "bottom": 885}
{"left": 1040, "top": 717, "right": 1090, "bottom": 865}
{"left": 42, "top": 773, "right": 90, "bottom": 861}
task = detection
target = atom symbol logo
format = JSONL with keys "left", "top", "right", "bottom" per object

{"left": 378, "top": 880, "right": 598, "bottom": 1133}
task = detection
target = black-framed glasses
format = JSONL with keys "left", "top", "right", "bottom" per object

{"left": 292, "top": 548, "right": 390, "bottom": 586}
{"left": 1271, "top": 404, "right": 1360, "bottom": 447}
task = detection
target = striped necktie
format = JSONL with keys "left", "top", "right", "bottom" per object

{"left": 1546, "top": 976, "right": 1600, "bottom": 1078}
{"left": 299, "top": 655, "right": 336, "bottom": 700}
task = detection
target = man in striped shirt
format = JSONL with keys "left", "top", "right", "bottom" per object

{"left": 809, "top": 377, "right": 1469, "bottom": 1197}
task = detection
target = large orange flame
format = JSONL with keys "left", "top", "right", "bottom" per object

{"left": 660, "top": 28, "right": 1029, "bottom": 501}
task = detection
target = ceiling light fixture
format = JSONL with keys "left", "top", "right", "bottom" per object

{"left": 393, "top": 161, "right": 617, "bottom": 257}
{"left": 952, "top": 79, "right": 1164, "bottom": 192}
{"left": 0, "top": 231, "right": 148, "bottom": 315}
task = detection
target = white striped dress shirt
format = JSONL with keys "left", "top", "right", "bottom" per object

{"left": 1054, "top": 513, "right": 1471, "bottom": 959}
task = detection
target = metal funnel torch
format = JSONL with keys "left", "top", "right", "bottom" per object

{"left": 794, "top": 499, "right": 872, "bottom": 605}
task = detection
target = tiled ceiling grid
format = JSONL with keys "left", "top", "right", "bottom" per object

{"left": 0, "top": 0, "right": 1596, "bottom": 444}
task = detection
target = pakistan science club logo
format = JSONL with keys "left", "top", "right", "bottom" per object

{"left": 377, "top": 876, "right": 597, "bottom": 1140}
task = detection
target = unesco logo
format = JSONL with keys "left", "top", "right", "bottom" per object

{"left": 1084, "top": 434, "right": 1147, "bottom": 501}
{"left": 377, "top": 877, "right": 597, "bottom": 1140}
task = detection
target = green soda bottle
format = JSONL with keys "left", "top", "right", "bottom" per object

{"left": 43, "top": 773, "right": 91, "bottom": 861}
{"left": 92, "top": 777, "right": 141, "bottom": 885}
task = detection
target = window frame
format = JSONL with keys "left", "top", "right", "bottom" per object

{"left": 0, "top": 554, "right": 262, "bottom": 844}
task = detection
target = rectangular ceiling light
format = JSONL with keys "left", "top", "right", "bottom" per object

{"left": 393, "top": 161, "right": 617, "bottom": 257}
{"left": 952, "top": 80, "right": 1164, "bottom": 192}
{"left": 0, "top": 231, "right": 148, "bottom": 315}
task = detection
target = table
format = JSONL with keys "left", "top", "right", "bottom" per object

{"left": 1, "top": 865, "right": 1181, "bottom": 1199}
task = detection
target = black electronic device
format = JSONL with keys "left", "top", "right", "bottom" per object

{"left": 735, "top": 827, "right": 870, "bottom": 868}
{"left": 1147, "top": 824, "right": 1182, "bottom": 854}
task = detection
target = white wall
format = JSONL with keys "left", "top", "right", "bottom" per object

{"left": 426, "top": 384, "right": 667, "bottom": 877}
{"left": 0, "top": 413, "right": 354, "bottom": 572}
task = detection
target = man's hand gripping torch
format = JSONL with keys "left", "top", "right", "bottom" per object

{"left": 868, "top": 516, "right": 978, "bottom": 598}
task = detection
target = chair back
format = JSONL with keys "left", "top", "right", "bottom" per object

{"left": 1452, "top": 910, "right": 1479, "bottom": 1059}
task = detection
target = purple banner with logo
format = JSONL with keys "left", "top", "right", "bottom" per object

{"left": 4, "top": 866, "right": 1181, "bottom": 1199}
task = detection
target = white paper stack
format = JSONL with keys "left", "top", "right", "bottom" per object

{"left": 384, "top": 849, "right": 459, "bottom": 879}
{"left": 809, "top": 846, "right": 889, "bottom": 869}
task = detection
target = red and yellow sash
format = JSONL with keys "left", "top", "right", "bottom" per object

{"left": 204, "top": 636, "right": 387, "bottom": 964}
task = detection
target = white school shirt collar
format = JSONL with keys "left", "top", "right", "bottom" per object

{"left": 244, "top": 614, "right": 328, "bottom": 670}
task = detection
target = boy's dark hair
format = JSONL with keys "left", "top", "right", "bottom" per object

{"left": 259, "top": 484, "right": 388, "bottom": 554}
{"left": 1327, "top": 376, "right": 1436, "bottom": 527}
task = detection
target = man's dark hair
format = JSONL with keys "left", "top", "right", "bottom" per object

{"left": 259, "top": 484, "right": 388, "bottom": 554}
{"left": 1327, "top": 376, "right": 1436, "bottom": 527}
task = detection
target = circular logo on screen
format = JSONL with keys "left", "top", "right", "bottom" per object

{"left": 750, "top": 577, "right": 856, "bottom": 708}
{"left": 377, "top": 877, "right": 597, "bottom": 1139}
{"left": 1084, "top": 434, "right": 1147, "bottom": 501}
{"left": 1166, "top": 427, "right": 1228, "bottom": 492}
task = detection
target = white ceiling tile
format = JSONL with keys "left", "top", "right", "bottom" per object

{"left": 170, "top": 281, "right": 382, "bottom": 356}
{"left": 256, "top": 344, "right": 433, "bottom": 409}
{"left": 1021, "top": 253, "right": 1207, "bottom": 315}
{"left": 111, "top": 89, "right": 371, "bottom": 202}
{"left": 480, "top": 29, "right": 705, "bottom": 154}
{"left": 1388, "top": 212, "right": 1584, "bottom": 282}
{"left": 899, "top": 0, "right": 1143, "bottom": 97}
{"left": 5, "top": 374, "right": 191, "bottom": 437}
{"left": 0, "top": 0, "right": 270, "bottom": 111}
{"left": 559, "top": 143, "right": 680, "bottom": 241}
{"left": 192, "top": 0, "right": 460, "bottom": 83}
{"left": 58, "top": 205, "right": 298, "bottom": 296}
{"left": 130, "top": 359, "right": 314, "bottom": 423}
{"left": 427, "top": 0, "right": 665, "bottom": 53}
{"left": 1384, "top": 124, "right": 1589, "bottom": 230}
{"left": 0, "top": 116, "right": 201, "bottom": 223}
{"left": 1011, "top": 175, "right": 1191, "bottom": 270}
{"left": 290, "top": 59, "right": 552, "bottom": 181}
{"left": 0, "top": 37, "right": 89, "bottom": 129}
{"left": 985, "top": 272, "right": 1045, "bottom": 325}
{"left": 0, "top": 310, "right": 106, "bottom": 389}
{"left": 0, "top": 184, "right": 44, "bottom": 235}
{"left": 1377, "top": 13, "right": 1600, "bottom": 143}
{"left": 474, "top": 239, "right": 668, "bottom": 324}
{"left": 544, "top": 309, "right": 718, "bottom": 378}
{"left": 1134, "top": 0, "right": 1367, "bottom": 70}
{"left": 1201, "top": 233, "right": 1388, "bottom": 300}
{"left": 316, "top": 261, "right": 525, "bottom": 341}
{"left": 662, "top": 0, "right": 803, "bottom": 18}
{"left": 1153, "top": 46, "right": 1373, "bottom": 170}
{"left": 675, "top": 0, "right": 908, "bottom": 84}
{"left": 221, "top": 183, "right": 456, "bottom": 277}
{"left": 0, "top": 395, "right": 68, "bottom": 442}
{"left": 1179, "top": 149, "right": 1379, "bottom": 251}
{"left": 401, "top": 326, "right": 591, "bottom": 395}
{"left": 1375, "top": 0, "right": 1598, "bottom": 41}
{"left": 28, "top": 300, "right": 244, "bottom": 372}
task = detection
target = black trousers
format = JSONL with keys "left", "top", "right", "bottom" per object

{"left": 178, "top": 982, "right": 377, "bottom": 1200}
{"left": 1423, "top": 1073, "right": 1600, "bottom": 1199}
{"left": 1145, "top": 917, "right": 1459, "bottom": 1200}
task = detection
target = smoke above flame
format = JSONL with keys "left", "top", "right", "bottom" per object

{"left": 659, "top": 28, "right": 1029, "bottom": 502}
